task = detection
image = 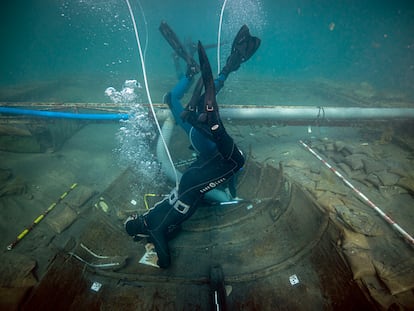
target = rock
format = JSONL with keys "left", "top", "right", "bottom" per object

{"left": 344, "top": 250, "right": 376, "bottom": 280}
{"left": 341, "top": 230, "right": 375, "bottom": 280}
{"left": 375, "top": 171, "right": 400, "bottom": 186}
{"left": 397, "top": 177, "right": 414, "bottom": 194}
{"left": 0, "top": 177, "right": 27, "bottom": 197}
{"left": 372, "top": 257, "right": 414, "bottom": 295}
{"left": 46, "top": 205, "right": 78, "bottom": 234}
{"left": 317, "top": 191, "right": 344, "bottom": 213}
{"left": 342, "top": 229, "right": 370, "bottom": 250}
{"left": 365, "top": 173, "right": 382, "bottom": 188}
{"left": 388, "top": 167, "right": 411, "bottom": 179}
{"left": 338, "top": 162, "right": 352, "bottom": 177}
{"left": 362, "top": 158, "right": 385, "bottom": 174}
{"left": 316, "top": 179, "right": 349, "bottom": 195}
{"left": 334, "top": 140, "right": 346, "bottom": 152}
{"left": 325, "top": 143, "right": 335, "bottom": 152}
{"left": 334, "top": 204, "right": 382, "bottom": 236}
{"left": 378, "top": 185, "right": 405, "bottom": 198}
{"left": 314, "top": 144, "right": 326, "bottom": 154}
{"left": 69, "top": 185, "right": 97, "bottom": 209}
{"left": 351, "top": 172, "right": 372, "bottom": 187}
{"left": 310, "top": 166, "right": 320, "bottom": 174}
{"left": 330, "top": 153, "right": 346, "bottom": 164}
{"left": 342, "top": 144, "right": 356, "bottom": 156}
{"left": 285, "top": 159, "right": 308, "bottom": 169}
{"left": 344, "top": 154, "right": 365, "bottom": 171}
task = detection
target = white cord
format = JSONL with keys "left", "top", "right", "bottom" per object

{"left": 125, "top": 0, "right": 179, "bottom": 188}
{"left": 136, "top": 0, "right": 148, "bottom": 62}
{"left": 217, "top": 0, "right": 228, "bottom": 75}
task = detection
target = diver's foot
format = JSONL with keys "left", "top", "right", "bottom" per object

{"left": 221, "top": 24, "right": 261, "bottom": 76}
{"left": 124, "top": 215, "right": 150, "bottom": 238}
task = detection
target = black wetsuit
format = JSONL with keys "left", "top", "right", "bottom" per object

{"left": 126, "top": 74, "right": 244, "bottom": 268}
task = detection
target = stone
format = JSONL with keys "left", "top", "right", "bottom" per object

{"left": 362, "top": 158, "right": 385, "bottom": 174}
{"left": 344, "top": 154, "right": 364, "bottom": 171}
{"left": 334, "top": 204, "right": 382, "bottom": 236}
{"left": 46, "top": 205, "right": 78, "bottom": 234}
{"left": 375, "top": 171, "right": 400, "bottom": 186}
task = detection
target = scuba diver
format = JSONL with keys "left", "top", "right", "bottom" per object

{"left": 125, "top": 22, "right": 261, "bottom": 268}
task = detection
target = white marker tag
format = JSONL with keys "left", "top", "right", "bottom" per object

{"left": 289, "top": 274, "right": 300, "bottom": 286}
{"left": 91, "top": 281, "right": 102, "bottom": 292}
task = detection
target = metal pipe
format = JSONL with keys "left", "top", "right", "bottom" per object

{"left": 218, "top": 106, "right": 414, "bottom": 121}
{"left": 2, "top": 105, "right": 414, "bottom": 122}
{"left": 154, "top": 106, "right": 414, "bottom": 123}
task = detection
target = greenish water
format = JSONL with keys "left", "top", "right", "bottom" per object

{"left": 1, "top": 0, "right": 414, "bottom": 103}
{"left": 1, "top": 4, "right": 414, "bottom": 306}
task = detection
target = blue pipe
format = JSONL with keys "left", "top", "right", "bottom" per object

{"left": 0, "top": 106, "right": 129, "bottom": 120}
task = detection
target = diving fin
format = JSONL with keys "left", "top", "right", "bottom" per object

{"left": 159, "top": 21, "right": 200, "bottom": 77}
{"left": 180, "top": 77, "right": 203, "bottom": 125}
{"left": 221, "top": 24, "right": 261, "bottom": 76}
{"left": 197, "top": 41, "right": 220, "bottom": 131}
{"left": 198, "top": 41, "right": 218, "bottom": 114}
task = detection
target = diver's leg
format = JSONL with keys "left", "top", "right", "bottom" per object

{"left": 177, "top": 152, "right": 244, "bottom": 218}
{"left": 165, "top": 76, "right": 192, "bottom": 134}
{"left": 124, "top": 197, "right": 187, "bottom": 269}
{"left": 194, "top": 41, "right": 246, "bottom": 166}
{"left": 214, "top": 73, "right": 227, "bottom": 94}
{"left": 124, "top": 155, "right": 243, "bottom": 269}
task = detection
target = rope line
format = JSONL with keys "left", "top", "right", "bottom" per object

{"left": 125, "top": 0, "right": 179, "bottom": 188}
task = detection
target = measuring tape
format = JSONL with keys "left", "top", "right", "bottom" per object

{"left": 6, "top": 183, "right": 78, "bottom": 251}
{"left": 300, "top": 140, "right": 414, "bottom": 246}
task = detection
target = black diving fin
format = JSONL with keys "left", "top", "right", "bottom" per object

{"left": 180, "top": 77, "right": 203, "bottom": 125}
{"left": 198, "top": 41, "right": 217, "bottom": 114}
{"left": 159, "top": 21, "right": 200, "bottom": 77}
{"left": 197, "top": 41, "right": 221, "bottom": 131}
{"left": 181, "top": 41, "right": 219, "bottom": 127}
{"left": 221, "top": 24, "right": 261, "bottom": 75}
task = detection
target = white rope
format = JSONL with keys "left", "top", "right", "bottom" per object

{"left": 136, "top": 0, "right": 148, "bottom": 62}
{"left": 217, "top": 0, "right": 228, "bottom": 75}
{"left": 125, "top": 0, "right": 179, "bottom": 188}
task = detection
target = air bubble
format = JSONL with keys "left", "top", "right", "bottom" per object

{"left": 107, "top": 80, "right": 164, "bottom": 191}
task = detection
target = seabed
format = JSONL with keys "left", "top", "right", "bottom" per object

{"left": 0, "top": 79, "right": 414, "bottom": 310}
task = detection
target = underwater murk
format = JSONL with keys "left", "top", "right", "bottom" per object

{"left": 0, "top": 0, "right": 414, "bottom": 310}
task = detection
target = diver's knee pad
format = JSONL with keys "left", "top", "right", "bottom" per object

{"left": 169, "top": 188, "right": 191, "bottom": 214}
